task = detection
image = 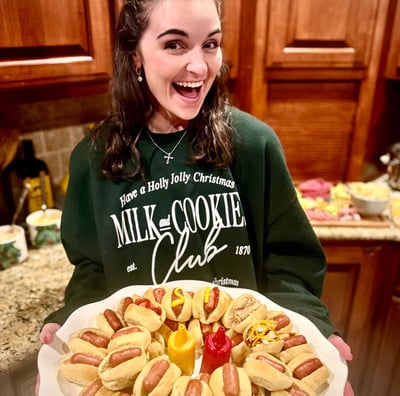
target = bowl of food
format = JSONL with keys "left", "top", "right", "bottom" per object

{"left": 0, "top": 224, "right": 28, "bottom": 269}
{"left": 26, "top": 208, "right": 62, "bottom": 248}
{"left": 348, "top": 182, "right": 390, "bottom": 217}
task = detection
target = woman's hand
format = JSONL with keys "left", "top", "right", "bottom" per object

{"left": 39, "top": 322, "right": 61, "bottom": 344}
{"left": 35, "top": 323, "right": 61, "bottom": 395}
{"left": 328, "top": 334, "right": 354, "bottom": 396}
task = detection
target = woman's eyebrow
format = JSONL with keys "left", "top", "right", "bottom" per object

{"left": 157, "top": 28, "right": 222, "bottom": 39}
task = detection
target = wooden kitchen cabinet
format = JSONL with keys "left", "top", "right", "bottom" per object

{"left": 0, "top": 0, "right": 114, "bottom": 102}
{"left": 385, "top": 0, "right": 400, "bottom": 79}
{"left": 321, "top": 240, "right": 400, "bottom": 396}
{"left": 265, "top": 0, "right": 381, "bottom": 78}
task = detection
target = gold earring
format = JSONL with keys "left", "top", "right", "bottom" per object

{"left": 136, "top": 66, "right": 143, "bottom": 82}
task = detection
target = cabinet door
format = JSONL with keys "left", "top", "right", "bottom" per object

{"left": 368, "top": 295, "right": 400, "bottom": 396}
{"left": 266, "top": 0, "right": 381, "bottom": 70}
{"left": 221, "top": 0, "right": 241, "bottom": 79}
{"left": 321, "top": 243, "right": 382, "bottom": 394}
{"left": 385, "top": 0, "right": 400, "bottom": 79}
{"left": 0, "top": 0, "right": 112, "bottom": 90}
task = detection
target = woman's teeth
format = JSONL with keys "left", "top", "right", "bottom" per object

{"left": 174, "top": 81, "right": 203, "bottom": 88}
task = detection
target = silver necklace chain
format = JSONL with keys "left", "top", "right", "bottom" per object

{"left": 146, "top": 129, "right": 188, "bottom": 164}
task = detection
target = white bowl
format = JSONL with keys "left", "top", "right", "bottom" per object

{"left": 0, "top": 225, "right": 28, "bottom": 269}
{"left": 350, "top": 193, "right": 389, "bottom": 216}
{"left": 349, "top": 182, "right": 390, "bottom": 216}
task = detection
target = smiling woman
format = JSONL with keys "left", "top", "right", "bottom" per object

{"left": 37, "top": 1, "right": 352, "bottom": 395}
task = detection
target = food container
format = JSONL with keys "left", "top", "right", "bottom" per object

{"left": 26, "top": 208, "right": 62, "bottom": 248}
{"left": 349, "top": 182, "right": 390, "bottom": 216}
{"left": 0, "top": 224, "right": 28, "bottom": 269}
{"left": 380, "top": 142, "right": 400, "bottom": 190}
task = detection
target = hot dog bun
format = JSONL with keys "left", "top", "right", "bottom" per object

{"left": 98, "top": 345, "right": 147, "bottom": 391}
{"left": 171, "top": 376, "right": 213, "bottom": 396}
{"left": 68, "top": 328, "right": 110, "bottom": 356}
{"left": 287, "top": 353, "right": 330, "bottom": 394}
{"left": 209, "top": 362, "right": 252, "bottom": 396}
{"left": 243, "top": 352, "right": 293, "bottom": 391}
{"left": 271, "top": 379, "right": 317, "bottom": 396}
{"left": 123, "top": 295, "right": 166, "bottom": 332}
{"left": 78, "top": 378, "right": 115, "bottom": 396}
{"left": 96, "top": 309, "right": 126, "bottom": 337}
{"left": 107, "top": 324, "right": 151, "bottom": 352}
{"left": 192, "top": 286, "right": 232, "bottom": 324}
{"left": 243, "top": 319, "right": 284, "bottom": 355}
{"left": 222, "top": 293, "right": 268, "bottom": 334}
{"left": 59, "top": 352, "right": 104, "bottom": 386}
{"left": 132, "top": 356, "right": 181, "bottom": 396}
{"left": 161, "top": 287, "right": 193, "bottom": 322}
{"left": 143, "top": 285, "right": 171, "bottom": 304}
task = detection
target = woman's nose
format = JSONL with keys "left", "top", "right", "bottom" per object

{"left": 185, "top": 48, "right": 207, "bottom": 75}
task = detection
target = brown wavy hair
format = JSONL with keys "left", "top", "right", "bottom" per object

{"left": 92, "top": 0, "right": 233, "bottom": 181}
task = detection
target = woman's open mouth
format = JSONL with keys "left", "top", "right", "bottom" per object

{"left": 173, "top": 80, "right": 204, "bottom": 99}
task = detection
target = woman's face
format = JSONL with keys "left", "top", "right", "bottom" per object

{"left": 136, "top": 0, "right": 223, "bottom": 132}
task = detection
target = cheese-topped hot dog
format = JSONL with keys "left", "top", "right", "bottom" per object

{"left": 243, "top": 351, "right": 293, "bottom": 391}
{"left": 222, "top": 293, "right": 268, "bottom": 334}
{"left": 98, "top": 345, "right": 147, "bottom": 391}
{"left": 162, "top": 287, "right": 193, "bottom": 322}
{"left": 59, "top": 351, "right": 104, "bottom": 386}
{"left": 192, "top": 286, "right": 232, "bottom": 324}
{"left": 171, "top": 376, "right": 213, "bottom": 396}
{"left": 124, "top": 295, "right": 166, "bottom": 332}
{"left": 133, "top": 356, "right": 181, "bottom": 396}
{"left": 209, "top": 362, "right": 252, "bottom": 396}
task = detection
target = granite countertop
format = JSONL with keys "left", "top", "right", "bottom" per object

{"left": 0, "top": 244, "right": 73, "bottom": 373}
{"left": 1, "top": 222, "right": 399, "bottom": 373}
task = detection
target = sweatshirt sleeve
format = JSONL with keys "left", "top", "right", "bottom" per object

{"left": 44, "top": 137, "right": 108, "bottom": 326}
{"left": 261, "top": 132, "right": 338, "bottom": 337}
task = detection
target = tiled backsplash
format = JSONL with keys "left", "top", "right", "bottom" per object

{"left": 22, "top": 124, "right": 89, "bottom": 186}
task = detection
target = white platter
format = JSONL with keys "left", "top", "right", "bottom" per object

{"left": 38, "top": 280, "right": 347, "bottom": 395}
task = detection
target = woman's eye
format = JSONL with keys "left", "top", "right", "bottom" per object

{"left": 204, "top": 40, "right": 220, "bottom": 50}
{"left": 165, "top": 41, "right": 184, "bottom": 50}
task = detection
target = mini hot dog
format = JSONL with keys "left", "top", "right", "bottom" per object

{"left": 267, "top": 311, "right": 293, "bottom": 334}
{"left": 124, "top": 295, "right": 166, "bottom": 332}
{"left": 96, "top": 309, "right": 125, "bottom": 336}
{"left": 242, "top": 319, "right": 284, "bottom": 355}
{"left": 59, "top": 351, "right": 104, "bottom": 386}
{"left": 171, "top": 376, "right": 213, "bottom": 396}
{"left": 79, "top": 378, "right": 115, "bottom": 396}
{"left": 222, "top": 293, "right": 268, "bottom": 334}
{"left": 243, "top": 352, "right": 293, "bottom": 391}
{"left": 107, "top": 324, "right": 152, "bottom": 351}
{"left": 287, "top": 353, "right": 330, "bottom": 394}
{"left": 209, "top": 362, "right": 252, "bottom": 396}
{"left": 98, "top": 345, "right": 147, "bottom": 391}
{"left": 68, "top": 328, "right": 110, "bottom": 356}
{"left": 192, "top": 286, "right": 232, "bottom": 324}
{"left": 270, "top": 379, "right": 317, "bottom": 396}
{"left": 279, "top": 335, "right": 314, "bottom": 364}
{"left": 143, "top": 285, "right": 171, "bottom": 304}
{"left": 162, "top": 287, "right": 193, "bottom": 322}
{"left": 132, "top": 356, "right": 181, "bottom": 396}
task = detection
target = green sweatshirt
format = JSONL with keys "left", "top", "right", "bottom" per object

{"left": 45, "top": 107, "right": 336, "bottom": 337}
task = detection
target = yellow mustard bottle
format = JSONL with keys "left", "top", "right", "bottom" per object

{"left": 167, "top": 323, "right": 195, "bottom": 376}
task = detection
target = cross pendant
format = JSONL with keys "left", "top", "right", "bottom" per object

{"left": 164, "top": 153, "right": 173, "bottom": 164}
